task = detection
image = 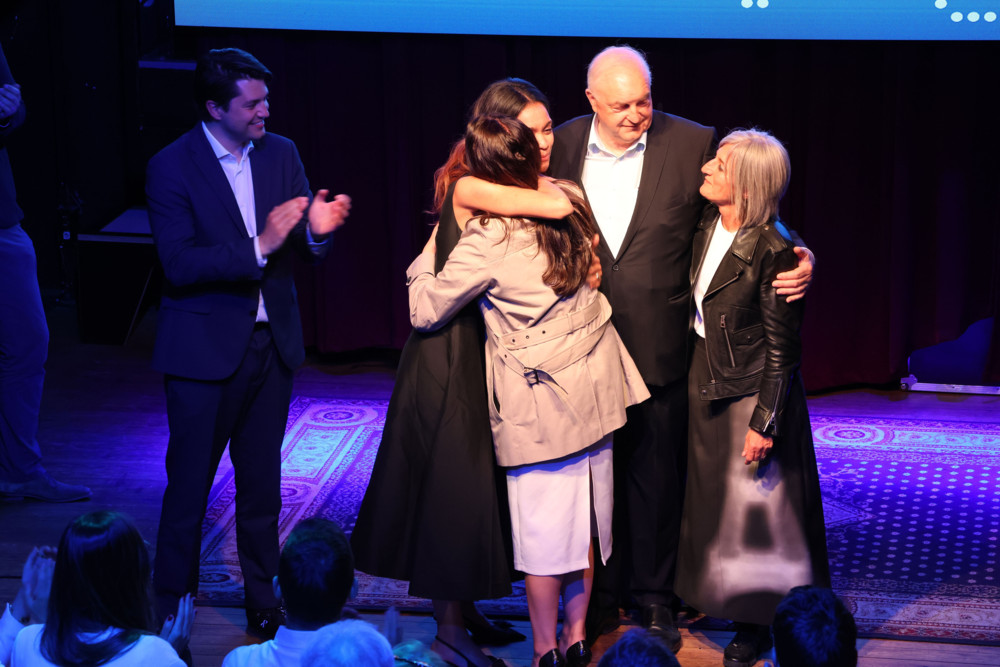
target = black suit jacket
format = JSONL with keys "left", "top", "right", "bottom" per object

{"left": 551, "top": 111, "right": 717, "bottom": 386}
{"left": 146, "top": 125, "right": 326, "bottom": 380}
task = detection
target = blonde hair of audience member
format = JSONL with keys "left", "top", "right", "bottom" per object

{"left": 300, "top": 619, "right": 394, "bottom": 667}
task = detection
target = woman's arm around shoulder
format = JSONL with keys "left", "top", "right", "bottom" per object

{"left": 407, "top": 222, "right": 502, "bottom": 332}
{"left": 454, "top": 175, "right": 572, "bottom": 220}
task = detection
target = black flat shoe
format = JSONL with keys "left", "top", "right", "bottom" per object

{"left": 463, "top": 612, "right": 527, "bottom": 645}
{"left": 565, "top": 640, "right": 592, "bottom": 667}
{"left": 434, "top": 635, "right": 508, "bottom": 667}
{"left": 538, "top": 648, "right": 567, "bottom": 667}
{"left": 723, "top": 625, "right": 773, "bottom": 667}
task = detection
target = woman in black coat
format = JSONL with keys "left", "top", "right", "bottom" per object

{"left": 675, "top": 129, "right": 830, "bottom": 667}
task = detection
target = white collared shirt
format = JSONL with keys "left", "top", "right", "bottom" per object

{"left": 581, "top": 117, "right": 647, "bottom": 258}
{"left": 202, "top": 122, "right": 269, "bottom": 322}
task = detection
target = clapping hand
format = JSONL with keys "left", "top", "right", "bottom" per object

{"left": 0, "top": 83, "right": 21, "bottom": 121}
{"left": 12, "top": 546, "right": 56, "bottom": 624}
{"left": 308, "top": 190, "right": 352, "bottom": 237}
{"left": 159, "top": 593, "right": 195, "bottom": 654}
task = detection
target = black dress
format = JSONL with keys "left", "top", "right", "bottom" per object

{"left": 350, "top": 185, "right": 513, "bottom": 600}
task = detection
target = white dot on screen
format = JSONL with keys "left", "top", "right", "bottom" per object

{"left": 968, "top": 12, "right": 980, "bottom": 22}
{"left": 742, "top": 0, "right": 752, "bottom": 7}
{"left": 935, "top": 0, "right": 947, "bottom": 8}
{"left": 987, "top": 13, "right": 998, "bottom": 22}
{"left": 951, "top": 12, "right": 963, "bottom": 22}
{"left": 758, "top": 0, "right": 769, "bottom": 7}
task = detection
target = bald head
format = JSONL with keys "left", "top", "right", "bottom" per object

{"left": 585, "top": 46, "right": 653, "bottom": 153}
{"left": 587, "top": 46, "right": 652, "bottom": 90}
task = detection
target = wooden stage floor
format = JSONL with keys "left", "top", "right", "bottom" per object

{"left": 1, "top": 303, "right": 997, "bottom": 666}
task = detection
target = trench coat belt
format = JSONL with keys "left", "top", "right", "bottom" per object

{"left": 498, "top": 297, "right": 604, "bottom": 350}
{"left": 486, "top": 298, "right": 610, "bottom": 422}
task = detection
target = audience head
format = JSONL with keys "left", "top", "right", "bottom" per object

{"left": 713, "top": 128, "right": 791, "bottom": 229}
{"left": 277, "top": 517, "right": 355, "bottom": 630}
{"left": 597, "top": 628, "right": 680, "bottom": 667}
{"left": 194, "top": 47, "right": 273, "bottom": 121}
{"left": 464, "top": 115, "right": 540, "bottom": 190}
{"left": 773, "top": 585, "right": 858, "bottom": 667}
{"left": 42, "top": 511, "right": 156, "bottom": 664}
{"left": 585, "top": 45, "right": 653, "bottom": 152}
{"left": 300, "top": 619, "right": 394, "bottom": 667}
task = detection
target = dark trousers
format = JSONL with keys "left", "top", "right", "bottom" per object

{"left": 154, "top": 327, "right": 291, "bottom": 617}
{"left": 591, "top": 377, "right": 688, "bottom": 614}
{"left": 0, "top": 224, "right": 48, "bottom": 483}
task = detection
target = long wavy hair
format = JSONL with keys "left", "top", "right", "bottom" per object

{"left": 465, "top": 115, "right": 596, "bottom": 297}
{"left": 432, "top": 78, "right": 550, "bottom": 212}
{"left": 41, "top": 511, "right": 157, "bottom": 666}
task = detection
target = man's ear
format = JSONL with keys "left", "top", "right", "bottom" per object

{"left": 272, "top": 576, "right": 281, "bottom": 601}
{"left": 585, "top": 89, "right": 599, "bottom": 113}
{"left": 205, "top": 100, "right": 223, "bottom": 121}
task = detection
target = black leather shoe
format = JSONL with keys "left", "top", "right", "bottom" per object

{"left": 723, "top": 626, "right": 772, "bottom": 667}
{"left": 565, "top": 640, "right": 592, "bottom": 667}
{"left": 538, "top": 649, "right": 567, "bottom": 667}
{"left": 584, "top": 605, "right": 620, "bottom": 647}
{"left": 246, "top": 606, "right": 285, "bottom": 640}
{"left": 0, "top": 472, "right": 91, "bottom": 502}
{"left": 641, "top": 604, "right": 682, "bottom": 654}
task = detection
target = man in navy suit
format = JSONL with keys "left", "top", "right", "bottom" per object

{"left": 146, "top": 48, "right": 350, "bottom": 640}
{"left": 550, "top": 46, "right": 812, "bottom": 652}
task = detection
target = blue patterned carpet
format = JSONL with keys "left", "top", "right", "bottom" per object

{"left": 812, "top": 415, "right": 999, "bottom": 644}
{"left": 199, "top": 398, "right": 1000, "bottom": 644}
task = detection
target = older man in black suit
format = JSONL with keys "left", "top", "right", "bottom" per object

{"left": 550, "top": 45, "right": 813, "bottom": 651}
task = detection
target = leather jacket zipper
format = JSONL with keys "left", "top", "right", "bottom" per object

{"left": 720, "top": 314, "right": 736, "bottom": 367}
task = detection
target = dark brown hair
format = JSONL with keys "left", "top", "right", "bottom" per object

{"left": 432, "top": 78, "right": 550, "bottom": 212}
{"left": 466, "top": 115, "right": 596, "bottom": 297}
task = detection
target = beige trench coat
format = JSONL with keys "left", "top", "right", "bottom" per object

{"left": 408, "top": 215, "right": 649, "bottom": 467}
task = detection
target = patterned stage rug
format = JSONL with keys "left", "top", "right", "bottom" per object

{"left": 810, "top": 415, "right": 1000, "bottom": 645}
{"left": 198, "top": 399, "right": 999, "bottom": 644}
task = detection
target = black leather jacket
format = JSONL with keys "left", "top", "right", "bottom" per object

{"left": 690, "top": 207, "right": 803, "bottom": 436}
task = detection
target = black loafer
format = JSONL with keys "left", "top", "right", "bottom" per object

{"left": 641, "top": 604, "right": 682, "bottom": 654}
{"left": 565, "top": 640, "right": 592, "bottom": 667}
{"left": 538, "top": 648, "right": 567, "bottom": 667}
{"left": 246, "top": 606, "right": 285, "bottom": 640}
{"left": 723, "top": 626, "right": 773, "bottom": 667}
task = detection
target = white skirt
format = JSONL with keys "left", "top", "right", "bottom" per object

{"left": 506, "top": 437, "right": 613, "bottom": 576}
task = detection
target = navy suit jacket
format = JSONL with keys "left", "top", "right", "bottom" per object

{"left": 551, "top": 111, "right": 717, "bottom": 387}
{"left": 146, "top": 125, "right": 325, "bottom": 380}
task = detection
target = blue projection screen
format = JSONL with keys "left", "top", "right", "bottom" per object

{"left": 175, "top": 1, "right": 999, "bottom": 40}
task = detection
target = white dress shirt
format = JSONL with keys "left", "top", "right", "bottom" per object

{"left": 581, "top": 116, "right": 647, "bottom": 258}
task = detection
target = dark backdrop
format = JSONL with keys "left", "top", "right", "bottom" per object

{"left": 4, "top": 3, "right": 998, "bottom": 391}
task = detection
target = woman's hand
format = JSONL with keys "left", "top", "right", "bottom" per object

{"left": 586, "top": 235, "right": 602, "bottom": 289}
{"left": 12, "top": 546, "right": 56, "bottom": 624}
{"left": 159, "top": 593, "right": 195, "bottom": 654}
{"left": 742, "top": 429, "right": 773, "bottom": 465}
